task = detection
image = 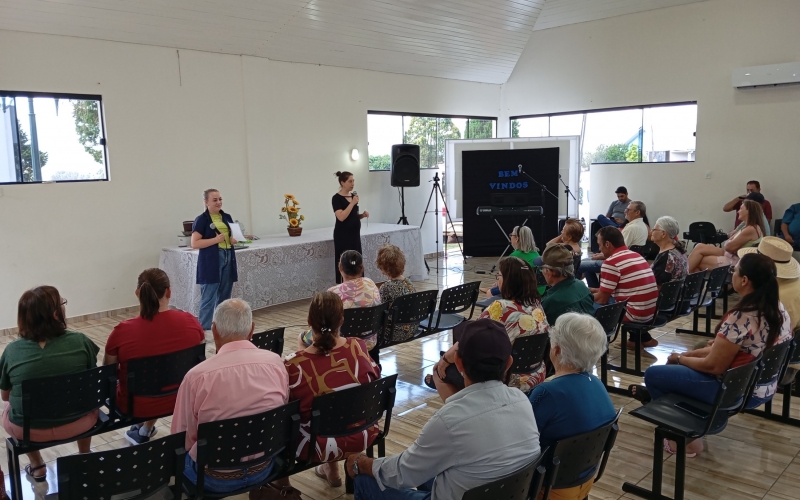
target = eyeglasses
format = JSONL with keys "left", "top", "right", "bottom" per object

{"left": 495, "top": 273, "right": 502, "bottom": 279}
{"left": 60, "top": 298, "right": 68, "bottom": 306}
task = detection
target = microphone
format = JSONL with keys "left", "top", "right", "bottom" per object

{"left": 209, "top": 223, "right": 221, "bottom": 235}
{"left": 351, "top": 190, "right": 358, "bottom": 196}
{"left": 518, "top": 164, "right": 523, "bottom": 173}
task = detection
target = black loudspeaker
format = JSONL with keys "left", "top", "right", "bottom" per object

{"left": 391, "top": 144, "right": 420, "bottom": 187}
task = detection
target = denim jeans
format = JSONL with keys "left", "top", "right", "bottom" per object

{"left": 596, "top": 214, "right": 622, "bottom": 228}
{"left": 199, "top": 248, "right": 236, "bottom": 330}
{"left": 644, "top": 364, "right": 721, "bottom": 403}
{"left": 578, "top": 259, "right": 604, "bottom": 288}
{"left": 354, "top": 476, "right": 434, "bottom": 500}
{"left": 183, "top": 455, "right": 274, "bottom": 494}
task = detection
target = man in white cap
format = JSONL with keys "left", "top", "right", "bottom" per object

{"left": 739, "top": 237, "right": 800, "bottom": 383}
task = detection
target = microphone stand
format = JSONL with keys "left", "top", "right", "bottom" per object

{"left": 518, "top": 167, "right": 559, "bottom": 249}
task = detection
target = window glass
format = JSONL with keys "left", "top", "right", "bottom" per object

{"left": 511, "top": 117, "right": 548, "bottom": 138}
{"left": 549, "top": 114, "right": 584, "bottom": 137}
{"left": 367, "top": 114, "right": 401, "bottom": 171}
{"left": 642, "top": 104, "right": 697, "bottom": 162}
{"left": 582, "top": 108, "right": 643, "bottom": 164}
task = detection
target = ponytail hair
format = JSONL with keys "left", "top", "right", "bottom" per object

{"left": 137, "top": 268, "right": 171, "bottom": 321}
{"left": 308, "top": 291, "right": 344, "bottom": 354}
{"left": 715, "top": 253, "right": 783, "bottom": 347}
{"left": 339, "top": 250, "right": 364, "bottom": 278}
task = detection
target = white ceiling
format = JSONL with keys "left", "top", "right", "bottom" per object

{"left": 0, "top": 0, "right": 707, "bottom": 84}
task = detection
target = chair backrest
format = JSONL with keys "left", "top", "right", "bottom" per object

{"left": 461, "top": 451, "right": 547, "bottom": 500}
{"left": 310, "top": 374, "right": 397, "bottom": 442}
{"left": 630, "top": 243, "right": 659, "bottom": 261}
{"left": 717, "top": 358, "right": 761, "bottom": 412}
{"left": 341, "top": 302, "right": 389, "bottom": 339}
{"left": 251, "top": 327, "right": 285, "bottom": 355}
{"left": 675, "top": 271, "right": 706, "bottom": 317}
{"left": 535, "top": 268, "right": 547, "bottom": 288}
{"left": 544, "top": 408, "right": 623, "bottom": 492}
{"left": 509, "top": 334, "right": 550, "bottom": 375}
{"left": 437, "top": 281, "right": 481, "bottom": 316}
{"left": 593, "top": 301, "right": 628, "bottom": 338}
{"left": 386, "top": 290, "right": 438, "bottom": 340}
{"left": 653, "top": 279, "right": 683, "bottom": 322}
{"left": 196, "top": 399, "right": 301, "bottom": 473}
{"left": 705, "top": 265, "right": 731, "bottom": 299}
{"left": 57, "top": 432, "right": 186, "bottom": 500}
{"left": 688, "top": 221, "right": 717, "bottom": 244}
{"left": 755, "top": 340, "right": 793, "bottom": 387}
{"left": 20, "top": 364, "right": 117, "bottom": 442}
{"left": 127, "top": 343, "right": 206, "bottom": 401}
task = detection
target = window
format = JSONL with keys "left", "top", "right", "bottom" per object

{"left": 1, "top": 92, "right": 108, "bottom": 184}
{"left": 368, "top": 112, "right": 497, "bottom": 171}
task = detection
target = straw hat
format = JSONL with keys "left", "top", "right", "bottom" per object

{"left": 738, "top": 236, "right": 800, "bottom": 279}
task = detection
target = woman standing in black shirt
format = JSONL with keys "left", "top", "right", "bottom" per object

{"left": 333, "top": 171, "right": 369, "bottom": 283}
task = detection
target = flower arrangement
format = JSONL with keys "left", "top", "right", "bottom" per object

{"left": 279, "top": 194, "right": 305, "bottom": 234}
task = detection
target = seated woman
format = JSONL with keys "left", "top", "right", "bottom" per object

{"left": 650, "top": 216, "right": 689, "bottom": 287}
{"left": 285, "top": 292, "right": 381, "bottom": 488}
{"left": 103, "top": 268, "right": 205, "bottom": 445}
{"left": 376, "top": 244, "right": 417, "bottom": 344}
{"left": 0, "top": 286, "right": 100, "bottom": 482}
{"left": 481, "top": 226, "right": 544, "bottom": 297}
{"left": 688, "top": 200, "right": 765, "bottom": 273}
{"left": 529, "top": 313, "right": 616, "bottom": 500}
{"left": 632, "top": 253, "right": 792, "bottom": 457}
{"left": 539, "top": 218, "right": 584, "bottom": 259}
{"left": 429, "top": 257, "right": 549, "bottom": 398}
{"left": 302, "top": 250, "right": 381, "bottom": 363}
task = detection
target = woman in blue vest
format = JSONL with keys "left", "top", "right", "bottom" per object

{"left": 191, "top": 188, "right": 238, "bottom": 330}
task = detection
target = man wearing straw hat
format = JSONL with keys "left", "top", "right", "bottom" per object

{"left": 739, "top": 237, "right": 800, "bottom": 383}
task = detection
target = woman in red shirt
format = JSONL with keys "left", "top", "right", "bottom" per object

{"left": 103, "top": 268, "right": 205, "bottom": 445}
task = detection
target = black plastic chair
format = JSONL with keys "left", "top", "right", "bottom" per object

{"left": 184, "top": 400, "right": 302, "bottom": 499}
{"left": 341, "top": 302, "right": 389, "bottom": 342}
{"left": 121, "top": 343, "right": 206, "bottom": 421}
{"left": 461, "top": 450, "right": 548, "bottom": 500}
{"left": 383, "top": 290, "right": 438, "bottom": 346}
{"left": 675, "top": 266, "right": 731, "bottom": 337}
{"left": 420, "top": 282, "right": 480, "bottom": 333}
{"left": 622, "top": 359, "right": 760, "bottom": 500}
{"left": 251, "top": 327, "right": 286, "bottom": 355}
{"left": 593, "top": 301, "right": 628, "bottom": 393}
{"left": 630, "top": 242, "right": 659, "bottom": 260}
{"left": 745, "top": 340, "right": 796, "bottom": 422}
{"left": 610, "top": 280, "right": 683, "bottom": 377}
{"left": 279, "top": 374, "right": 398, "bottom": 494}
{"left": 673, "top": 271, "right": 706, "bottom": 319}
{"left": 6, "top": 364, "right": 118, "bottom": 500}
{"left": 684, "top": 221, "right": 726, "bottom": 246}
{"left": 540, "top": 409, "right": 623, "bottom": 500}
{"left": 509, "top": 334, "right": 550, "bottom": 375}
{"left": 57, "top": 432, "right": 186, "bottom": 500}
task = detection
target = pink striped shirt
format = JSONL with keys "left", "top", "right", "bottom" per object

{"left": 171, "top": 340, "right": 289, "bottom": 460}
{"left": 599, "top": 247, "right": 659, "bottom": 323}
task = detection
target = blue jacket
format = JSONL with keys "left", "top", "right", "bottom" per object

{"left": 192, "top": 210, "right": 238, "bottom": 285}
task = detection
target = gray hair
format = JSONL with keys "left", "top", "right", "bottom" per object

{"left": 631, "top": 200, "right": 647, "bottom": 218}
{"left": 654, "top": 216, "right": 680, "bottom": 240}
{"left": 212, "top": 299, "right": 253, "bottom": 338}
{"left": 550, "top": 313, "right": 607, "bottom": 372}
{"left": 514, "top": 226, "right": 538, "bottom": 253}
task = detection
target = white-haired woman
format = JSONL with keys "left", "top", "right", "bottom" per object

{"left": 528, "top": 313, "right": 616, "bottom": 500}
{"left": 482, "top": 226, "right": 544, "bottom": 297}
{"left": 650, "top": 216, "right": 689, "bottom": 287}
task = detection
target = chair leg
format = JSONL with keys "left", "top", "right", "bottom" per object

{"left": 674, "top": 436, "right": 687, "bottom": 500}
{"left": 783, "top": 381, "right": 793, "bottom": 419}
{"left": 7, "top": 446, "right": 21, "bottom": 500}
{"left": 620, "top": 328, "right": 628, "bottom": 371}
{"left": 634, "top": 332, "right": 642, "bottom": 374}
{"left": 622, "top": 427, "right": 667, "bottom": 500}
{"left": 345, "top": 473, "right": 354, "bottom": 495}
{"left": 601, "top": 352, "right": 608, "bottom": 386}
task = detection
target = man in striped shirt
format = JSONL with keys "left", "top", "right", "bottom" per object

{"left": 590, "top": 227, "right": 660, "bottom": 348}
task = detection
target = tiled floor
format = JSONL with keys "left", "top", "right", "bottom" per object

{"left": 3, "top": 253, "right": 800, "bottom": 500}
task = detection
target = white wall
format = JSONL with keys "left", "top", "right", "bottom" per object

{"left": 501, "top": 0, "right": 800, "bottom": 236}
{"left": 0, "top": 30, "right": 499, "bottom": 329}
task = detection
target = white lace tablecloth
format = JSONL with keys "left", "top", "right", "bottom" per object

{"left": 159, "top": 223, "right": 426, "bottom": 316}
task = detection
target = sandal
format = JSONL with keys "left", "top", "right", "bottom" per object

{"left": 314, "top": 464, "right": 343, "bottom": 487}
{"left": 249, "top": 482, "right": 302, "bottom": 500}
{"left": 663, "top": 438, "right": 697, "bottom": 458}
{"left": 24, "top": 463, "right": 47, "bottom": 482}
{"left": 629, "top": 384, "right": 651, "bottom": 404}
{"left": 424, "top": 374, "right": 437, "bottom": 390}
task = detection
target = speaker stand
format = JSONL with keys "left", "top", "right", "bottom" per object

{"left": 397, "top": 187, "right": 409, "bottom": 225}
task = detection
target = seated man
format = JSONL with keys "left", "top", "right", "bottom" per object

{"left": 171, "top": 299, "right": 290, "bottom": 495}
{"left": 540, "top": 244, "right": 594, "bottom": 325}
{"left": 580, "top": 201, "right": 649, "bottom": 288}
{"left": 348, "top": 319, "right": 541, "bottom": 500}
{"left": 723, "top": 180, "right": 772, "bottom": 231}
{"left": 780, "top": 202, "right": 800, "bottom": 252}
{"left": 590, "top": 226, "right": 659, "bottom": 348}
{"left": 596, "top": 186, "right": 630, "bottom": 229}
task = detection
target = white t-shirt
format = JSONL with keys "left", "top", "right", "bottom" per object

{"left": 622, "top": 218, "right": 649, "bottom": 247}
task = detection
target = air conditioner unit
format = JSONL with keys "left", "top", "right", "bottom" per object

{"left": 732, "top": 62, "right": 800, "bottom": 89}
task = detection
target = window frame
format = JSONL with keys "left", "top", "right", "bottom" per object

{"left": 367, "top": 110, "right": 498, "bottom": 171}
{"left": 0, "top": 90, "right": 109, "bottom": 185}
{"left": 510, "top": 101, "right": 697, "bottom": 164}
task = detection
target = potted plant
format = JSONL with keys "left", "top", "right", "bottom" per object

{"left": 279, "top": 194, "right": 305, "bottom": 236}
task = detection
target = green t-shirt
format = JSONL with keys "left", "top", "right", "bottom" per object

{"left": 541, "top": 277, "right": 595, "bottom": 325}
{"left": 0, "top": 330, "right": 100, "bottom": 428}
{"left": 509, "top": 249, "right": 546, "bottom": 294}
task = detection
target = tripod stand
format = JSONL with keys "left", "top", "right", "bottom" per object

{"left": 397, "top": 187, "right": 409, "bottom": 225}
{"left": 419, "top": 173, "right": 464, "bottom": 275}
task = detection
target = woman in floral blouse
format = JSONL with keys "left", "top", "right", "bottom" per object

{"left": 376, "top": 244, "right": 417, "bottom": 343}
{"left": 425, "top": 257, "right": 549, "bottom": 398}
{"left": 650, "top": 216, "right": 689, "bottom": 287}
{"left": 633, "top": 253, "right": 791, "bottom": 457}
